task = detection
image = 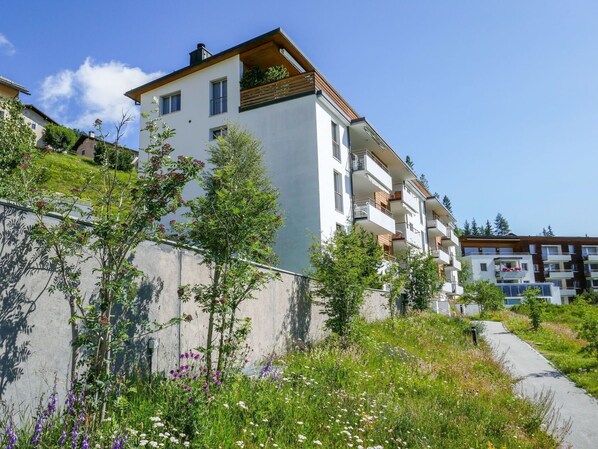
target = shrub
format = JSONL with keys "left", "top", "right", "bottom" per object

{"left": 240, "top": 65, "right": 290, "bottom": 89}
{"left": 522, "top": 288, "right": 546, "bottom": 330}
{"left": 43, "top": 123, "right": 78, "bottom": 152}
{"left": 578, "top": 313, "right": 598, "bottom": 361}
{"left": 461, "top": 280, "right": 505, "bottom": 316}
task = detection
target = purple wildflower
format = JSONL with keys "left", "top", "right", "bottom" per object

{"left": 111, "top": 434, "right": 128, "bottom": 449}
{"left": 5, "top": 422, "right": 17, "bottom": 449}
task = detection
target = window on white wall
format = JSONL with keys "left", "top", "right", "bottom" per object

{"left": 331, "top": 121, "right": 340, "bottom": 160}
{"left": 333, "top": 170, "right": 343, "bottom": 213}
{"left": 161, "top": 92, "right": 181, "bottom": 115}
{"left": 210, "top": 79, "right": 227, "bottom": 115}
{"left": 480, "top": 263, "right": 487, "bottom": 272}
{"left": 210, "top": 126, "right": 227, "bottom": 140}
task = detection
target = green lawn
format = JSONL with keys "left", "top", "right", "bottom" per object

{"left": 38, "top": 152, "right": 135, "bottom": 205}
{"left": 501, "top": 305, "right": 598, "bottom": 399}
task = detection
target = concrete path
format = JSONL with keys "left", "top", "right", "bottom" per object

{"left": 480, "top": 321, "right": 598, "bottom": 449}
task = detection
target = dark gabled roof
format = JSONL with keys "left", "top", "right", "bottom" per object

{"left": 0, "top": 76, "right": 30, "bottom": 95}
{"left": 23, "top": 104, "right": 59, "bottom": 125}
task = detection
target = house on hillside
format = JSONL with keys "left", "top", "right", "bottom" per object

{"left": 125, "top": 28, "right": 462, "bottom": 306}
{"left": 73, "top": 131, "right": 139, "bottom": 166}
{"left": 21, "top": 104, "right": 59, "bottom": 148}
{"left": 0, "top": 75, "right": 29, "bottom": 99}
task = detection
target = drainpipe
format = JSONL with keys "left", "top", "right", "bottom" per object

{"left": 347, "top": 124, "right": 355, "bottom": 226}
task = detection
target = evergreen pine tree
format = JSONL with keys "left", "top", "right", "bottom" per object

{"left": 419, "top": 173, "right": 429, "bottom": 190}
{"left": 463, "top": 220, "right": 472, "bottom": 235}
{"left": 547, "top": 225, "right": 554, "bottom": 236}
{"left": 542, "top": 227, "right": 548, "bottom": 236}
{"left": 472, "top": 218, "right": 479, "bottom": 236}
{"left": 442, "top": 195, "right": 453, "bottom": 213}
{"left": 484, "top": 220, "right": 492, "bottom": 236}
{"left": 494, "top": 213, "right": 511, "bottom": 236}
{"left": 405, "top": 155, "right": 414, "bottom": 169}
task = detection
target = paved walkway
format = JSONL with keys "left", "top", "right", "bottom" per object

{"left": 480, "top": 321, "right": 598, "bottom": 448}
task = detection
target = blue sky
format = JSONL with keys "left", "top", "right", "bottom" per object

{"left": 2, "top": 1, "right": 597, "bottom": 236}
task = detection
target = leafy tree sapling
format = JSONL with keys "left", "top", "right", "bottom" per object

{"left": 461, "top": 280, "right": 505, "bottom": 316}
{"left": 398, "top": 249, "right": 443, "bottom": 311}
{"left": 309, "top": 226, "right": 385, "bottom": 337}
{"left": 522, "top": 288, "right": 546, "bottom": 330}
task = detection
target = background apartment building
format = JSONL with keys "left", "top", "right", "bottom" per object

{"left": 460, "top": 235, "right": 598, "bottom": 304}
{"left": 126, "top": 28, "right": 461, "bottom": 302}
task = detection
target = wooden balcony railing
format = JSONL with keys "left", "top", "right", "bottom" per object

{"left": 240, "top": 71, "right": 359, "bottom": 120}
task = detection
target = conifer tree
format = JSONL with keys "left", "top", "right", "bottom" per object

{"left": 463, "top": 220, "right": 472, "bottom": 235}
{"left": 471, "top": 218, "right": 479, "bottom": 236}
{"left": 419, "top": 173, "right": 429, "bottom": 190}
{"left": 442, "top": 195, "right": 453, "bottom": 213}
{"left": 483, "top": 220, "right": 492, "bottom": 236}
{"left": 405, "top": 155, "right": 414, "bottom": 169}
{"left": 494, "top": 213, "right": 511, "bottom": 236}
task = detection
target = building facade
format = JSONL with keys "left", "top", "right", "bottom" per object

{"left": 126, "top": 28, "right": 461, "bottom": 301}
{"left": 460, "top": 235, "right": 598, "bottom": 304}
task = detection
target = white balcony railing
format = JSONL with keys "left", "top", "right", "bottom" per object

{"left": 388, "top": 185, "right": 419, "bottom": 215}
{"left": 427, "top": 218, "right": 448, "bottom": 238}
{"left": 394, "top": 222, "right": 422, "bottom": 248}
{"left": 353, "top": 200, "right": 396, "bottom": 235}
{"left": 544, "top": 269, "right": 574, "bottom": 279}
{"left": 351, "top": 150, "right": 393, "bottom": 194}
{"left": 542, "top": 252, "right": 572, "bottom": 262}
{"left": 431, "top": 248, "right": 451, "bottom": 264}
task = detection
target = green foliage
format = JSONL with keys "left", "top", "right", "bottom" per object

{"left": 240, "top": 65, "right": 290, "bottom": 89}
{"left": 397, "top": 250, "right": 443, "bottom": 311}
{"left": 521, "top": 288, "right": 546, "bottom": 330}
{"left": 576, "top": 288, "right": 598, "bottom": 305}
{"left": 494, "top": 212, "right": 511, "bottom": 236}
{"left": 441, "top": 195, "right": 452, "bottom": 213}
{"left": 405, "top": 154, "right": 414, "bottom": 169}
{"left": 578, "top": 312, "right": 598, "bottom": 362}
{"left": 42, "top": 123, "right": 78, "bottom": 152}
{"left": 462, "top": 220, "right": 471, "bottom": 235}
{"left": 309, "top": 226, "right": 385, "bottom": 337}
{"left": 418, "top": 173, "right": 429, "bottom": 190}
{"left": 94, "top": 142, "right": 134, "bottom": 172}
{"left": 483, "top": 219, "right": 492, "bottom": 236}
{"left": 22, "top": 112, "right": 203, "bottom": 418}
{"left": 180, "top": 124, "right": 283, "bottom": 379}
{"left": 0, "top": 97, "right": 35, "bottom": 195}
{"left": 3, "top": 316, "right": 556, "bottom": 448}
{"left": 461, "top": 280, "right": 505, "bottom": 316}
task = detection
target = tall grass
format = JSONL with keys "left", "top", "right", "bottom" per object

{"left": 2, "top": 315, "right": 556, "bottom": 448}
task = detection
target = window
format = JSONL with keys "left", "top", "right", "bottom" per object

{"left": 210, "top": 79, "right": 227, "bottom": 115}
{"left": 568, "top": 244, "right": 575, "bottom": 255}
{"left": 529, "top": 244, "right": 536, "bottom": 254}
{"left": 30, "top": 122, "right": 37, "bottom": 130}
{"left": 522, "top": 263, "right": 528, "bottom": 271}
{"left": 480, "top": 263, "right": 487, "bottom": 272}
{"left": 210, "top": 126, "right": 227, "bottom": 140}
{"left": 331, "top": 121, "right": 340, "bottom": 160}
{"left": 534, "top": 264, "right": 539, "bottom": 272}
{"left": 333, "top": 170, "right": 343, "bottom": 212}
{"left": 161, "top": 92, "right": 181, "bottom": 115}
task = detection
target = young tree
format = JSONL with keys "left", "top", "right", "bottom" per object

{"left": 405, "top": 155, "right": 414, "bottom": 170}
{"left": 399, "top": 250, "right": 443, "bottom": 311}
{"left": 494, "top": 213, "right": 511, "bottom": 236}
{"left": 24, "top": 111, "right": 203, "bottom": 412}
{"left": 387, "top": 259, "right": 407, "bottom": 319}
{"left": 180, "top": 124, "right": 283, "bottom": 378}
{"left": 310, "top": 226, "right": 384, "bottom": 337}
{"left": 461, "top": 280, "right": 505, "bottom": 316}
{"left": 42, "top": 123, "right": 78, "bottom": 152}
{"left": 462, "top": 220, "right": 472, "bottom": 235}
{"left": 575, "top": 289, "right": 598, "bottom": 305}
{"left": 578, "top": 312, "right": 598, "bottom": 362}
{"left": 522, "top": 288, "right": 545, "bottom": 330}
{"left": 442, "top": 195, "right": 453, "bottom": 213}
{"left": 0, "top": 98, "right": 35, "bottom": 195}
{"left": 483, "top": 220, "right": 492, "bottom": 236}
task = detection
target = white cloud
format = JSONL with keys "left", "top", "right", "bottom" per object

{"left": 0, "top": 33, "right": 15, "bottom": 56}
{"left": 40, "top": 58, "right": 163, "bottom": 135}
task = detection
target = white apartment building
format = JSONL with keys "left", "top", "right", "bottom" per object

{"left": 126, "top": 28, "right": 461, "bottom": 301}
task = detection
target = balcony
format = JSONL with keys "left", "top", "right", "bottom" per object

{"left": 388, "top": 186, "right": 419, "bottom": 216}
{"left": 544, "top": 269, "right": 574, "bottom": 280}
{"left": 495, "top": 268, "right": 527, "bottom": 280}
{"left": 427, "top": 218, "right": 448, "bottom": 238}
{"left": 446, "top": 255, "right": 461, "bottom": 272}
{"left": 585, "top": 268, "right": 598, "bottom": 279}
{"left": 393, "top": 222, "right": 422, "bottom": 252}
{"left": 353, "top": 201, "right": 395, "bottom": 235}
{"left": 542, "top": 252, "right": 571, "bottom": 263}
{"left": 442, "top": 282, "right": 463, "bottom": 296}
{"left": 442, "top": 228, "right": 460, "bottom": 247}
{"left": 351, "top": 150, "right": 393, "bottom": 194}
{"left": 583, "top": 253, "right": 598, "bottom": 262}
{"left": 560, "top": 288, "right": 577, "bottom": 297}
{"left": 431, "top": 248, "right": 451, "bottom": 264}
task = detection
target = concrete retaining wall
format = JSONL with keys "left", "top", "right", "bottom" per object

{"left": 0, "top": 203, "right": 389, "bottom": 414}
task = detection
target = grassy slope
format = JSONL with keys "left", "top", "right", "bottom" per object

{"left": 39, "top": 152, "right": 135, "bottom": 204}
{"left": 113, "top": 315, "right": 555, "bottom": 449}
{"left": 500, "top": 305, "right": 598, "bottom": 399}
